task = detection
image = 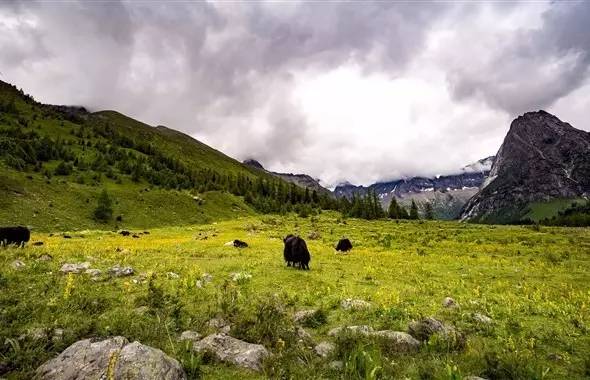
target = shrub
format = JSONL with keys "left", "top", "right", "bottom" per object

{"left": 93, "top": 189, "right": 113, "bottom": 222}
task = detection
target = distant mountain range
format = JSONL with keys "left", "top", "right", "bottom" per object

{"left": 333, "top": 156, "right": 495, "bottom": 219}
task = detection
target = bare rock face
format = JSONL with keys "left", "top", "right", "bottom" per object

{"left": 462, "top": 111, "right": 590, "bottom": 222}
{"left": 35, "top": 336, "right": 186, "bottom": 380}
{"left": 192, "top": 333, "right": 268, "bottom": 371}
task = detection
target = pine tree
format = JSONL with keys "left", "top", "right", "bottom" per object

{"left": 425, "top": 202, "right": 434, "bottom": 220}
{"left": 388, "top": 197, "right": 401, "bottom": 219}
{"left": 409, "top": 199, "right": 419, "bottom": 220}
{"left": 93, "top": 189, "right": 113, "bottom": 222}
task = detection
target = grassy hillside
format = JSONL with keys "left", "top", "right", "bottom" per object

{"left": 1, "top": 214, "right": 589, "bottom": 378}
{"left": 0, "top": 81, "right": 331, "bottom": 229}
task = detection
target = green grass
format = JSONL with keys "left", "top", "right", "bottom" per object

{"left": 1, "top": 214, "right": 589, "bottom": 379}
{"left": 0, "top": 165, "right": 254, "bottom": 231}
{"left": 524, "top": 198, "right": 586, "bottom": 222}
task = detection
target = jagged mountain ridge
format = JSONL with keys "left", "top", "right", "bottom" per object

{"left": 243, "top": 159, "right": 332, "bottom": 195}
{"left": 334, "top": 156, "right": 494, "bottom": 219}
{"left": 461, "top": 110, "right": 590, "bottom": 223}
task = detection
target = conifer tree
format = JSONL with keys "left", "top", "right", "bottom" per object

{"left": 409, "top": 199, "right": 419, "bottom": 220}
{"left": 93, "top": 189, "right": 113, "bottom": 222}
{"left": 425, "top": 202, "right": 434, "bottom": 220}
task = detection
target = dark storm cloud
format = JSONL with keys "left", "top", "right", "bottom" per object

{"left": 1, "top": 1, "right": 589, "bottom": 185}
{"left": 445, "top": 1, "right": 590, "bottom": 116}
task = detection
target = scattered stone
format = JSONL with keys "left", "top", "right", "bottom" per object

{"left": 328, "top": 325, "right": 373, "bottom": 337}
{"left": 314, "top": 341, "right": 335, "bottom": 358}
{"left": 223, "top": 241, "right": 234, "bottom": 246}
{"left": 296, "top": 327, "right": 312, "bottom": 343}
{"left": 547, "top": 353, "right": 563, "bottom": 362}
{"left": 167, "top": 272, "right": 180, "bottom": 279}
{"left": 38, "top": 254, "right": 53, "bottom": 261}
{"left": 85, "top": 269, "right": 102, "bottom": 278}
{"left": 109, "top": 265, "right": 134, "bottom": 277}
{"left": 11, "top": 260, "right": 25, "bottom": 270}
{"left": 192, "top": 333, "right": 269, "bottom": 371}
{"left": 473, "top": 313, "right": 493, "bottom": 325}
{"left": 207, "top": 318, "right": 231, "bottom": 334}
{"left": 408, "top": 317, "right": 465, "bottom": 349}
{"left": 341, "top": 299, "right": 371, "bottom": 310}
{"left": 408, "top": 317, "right": 447, "bottom": 341}
{"left": 52, "top": 328, "right": 65, "bottom": 342}
{"left": 371, "top": 330, "right": 420, "bottom": 352}
{"left": 293, "top": 309, "right": 318, "bottom": 324}
{"left": 329, "top": 361, "right": 344, "bottom": 370}
{"left": 442, "top": 297, "right": 458, "bottom": 308}
{"left": 202, "top": 273, "right": 213, "bottom": 283}
{"left": 60, "top": 262, "right": 90, "bottom": 274}
{"left": 35, "top": 337, "right": 186, "bottom": 380}
{"left": 179, "top": 330, "right": 202, "bottom": 343}
{"left": 195, "top": 280, "right": 204, "bottom": 288}
{"left": 132, "top": 273, "right": 148, "bottom": 284}
{"left": 308, "top": 231, "right": 321, "bottom": 240}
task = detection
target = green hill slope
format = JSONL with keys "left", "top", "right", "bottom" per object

{"left": 0, "top": 81, "right": 288, "bottom": 230}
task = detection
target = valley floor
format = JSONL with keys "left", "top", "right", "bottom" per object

{"left": 1, "top": 213, "right": 589, "bottom": 379}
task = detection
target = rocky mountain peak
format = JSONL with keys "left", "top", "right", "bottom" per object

{"left": 243, "top": 159, "right": 265, "bottom": 170}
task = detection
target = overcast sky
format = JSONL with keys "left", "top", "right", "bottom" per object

{"left": 1, "top": 1, "right": 589, "bottom": 187}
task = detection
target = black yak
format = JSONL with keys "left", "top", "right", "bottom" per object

{"left": 336, "top": 238, "right": 353, "bottom": 252}
{"left": 233, "top": 240, "right": 248, "bottom": 248}
{"left": 119, "top": 230, "right": 131, "bottom": 237}
{"left": 283, "top": 234, "right": 310, "bottom": 270}
{"left": 0, "top": 226, "right": 30, "bottom": 247}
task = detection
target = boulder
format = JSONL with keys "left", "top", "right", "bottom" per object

{"left": 207, "top": 318, "right": 231, "bottom": 334}
{"left": 85, "top": 269, "right": 102, "bottom": 278}
{"left": 109, "top": 265, "right": 134, "bottom": 277}
{"left": 473, "top": 313, "right": 493, "bottom": 324}
{"left": 179, "top": 330, "right": 202, "bottom": 343}
{"left": 60, "top": 262, "right": 90, "bottom": 274}
{"left": 328, "top": 325, "right": 373, "bottom": 337}
{"left": 408, "top": 317, "right": 447, "bottom": 341}
{"left": 11, "top": 260, "right": 25, "bottom": 270}
{"left": 293, "top": 309, "right": 318, "bottom": 324}
{"left": 442, "top": 297, "right": 458, "bottom": 308}
{"left": 192, "top": 333, "right": 268, "bottom": 371}
{"left": 341, "top": 299, "right": 371, "bottom": 310}
{"left": 35, "top": 336, "right": 186, "bottom": 379}
{"left": 313, "top": 341, "right": 335, "bottom": 358}
{"left": 38, "top": 254, "right": 53, "bottom": 261}
{"left": 167, "top": 272, "right": 180, "bottom": 279}
{"left": 371, "top": 330, "right": 420, "bottom": 352}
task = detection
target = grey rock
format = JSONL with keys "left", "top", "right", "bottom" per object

{"left": 109, "top": 265, "right": 134, "bottom": 277}
{"left": 371, "top": 330, "right": 420, "bottom": 352}
{"left": 85, "top": 268, "right": 102, "bottom": 277}
{"left": 60, "top": 262, "right": 90, "bottom": 274}
{"left": 296, "top": 327, "right": 312, "bottom": 343}
{"left": 167, "top": 272, "right": 180, "bottom": 279}
{"left": 35, "top": 336, "right": 186, "bottom": 380}
{"left": 11, "top": 260, "right": 25, "bottom": 270}
{"left": 179, "top": 330, "right": 202, "bottom": 343}
{"left": 442, "top": 297, "right": 458, "bottom": 308}
{"left": 314, "top": 341, "right": 335, "bottom": 358}
{"left": 473, "top": 313, "right": 493, "bottom": 324}
{"left": 293, "top": 309, "right": 318, "bottom": 324}
{"left": 341, "top": 298, "right": 371, "bottom": 310}
{"left": 38, "top": 254, "right": 53, "bottom": 262}
{"left": 328, "top": 325, "right": 373, "bottom": 337}
{"left": 408, "top": 317, "right": 447, "bottom": 341}
{"left": 208, "top": 318, "right": 231, "bottom": 334}
{"left": 201, "top": 273, "right": 213, "bottom": 283}
{"left": 193, "top": 333, "right": 268, "bottom": 371}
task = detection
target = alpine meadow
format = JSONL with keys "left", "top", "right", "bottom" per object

{"left": 1, "top": 2, "right": 590, "bottom": 380}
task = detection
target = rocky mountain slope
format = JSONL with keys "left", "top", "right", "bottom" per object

{"left": 243, "top": 159, "right": 332, "bottom": 195}
{"left": 334, "top": 157, "right": 494, "bottom": 219}
{"left": 461, "top": 110, "right": 590, "bottom": 223}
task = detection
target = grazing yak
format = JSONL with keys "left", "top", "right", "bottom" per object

{"left": 0, "top": 226, "right": 30, "bottom": 247}
{"left": 283, "top": 234, "right": 311, "bottom": 270}
{"left": 336, "top": 238, "right": 353, "bottom": 252}
{"left": 233, "top": 240, "right": 248, "bottom": 248}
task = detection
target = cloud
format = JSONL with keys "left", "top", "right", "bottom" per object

{"left": 1, "top": 1, "right": 589, "bottom": 187}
